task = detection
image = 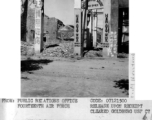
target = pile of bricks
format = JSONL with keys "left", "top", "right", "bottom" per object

{"left": 42, "top": 42, "right": 74, "bottom": 58}
{"left": 84, "top": 50, "right": 103, "bottom": 58}
{"left": 21, "top": 41, "right": 34, "bottom": 56}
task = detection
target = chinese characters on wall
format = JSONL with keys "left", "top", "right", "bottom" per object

{"left": 74, "top": 10, "right": 81, "bottom": 47}
{"left": 35, "top": 0, "right": 42, "bottom": 45}
{"left": 105, "top": 14, "right": 109, "bottom": 43}
{"left": 108, "top": 32, "right": 117, "bottom": 57}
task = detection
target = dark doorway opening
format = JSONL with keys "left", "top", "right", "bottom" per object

{"left": 43, "top": 37, "right": 46, "bottom": 42}
{"left": 118, "top": 7, "right": 129, "bottom": 54}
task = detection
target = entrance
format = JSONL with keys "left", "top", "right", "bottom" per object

{"left": 74, "top": 0, "right": 111, "bottom": 57}
{"left": 95, "top": 9, "right": 104, "bottom": 46}
{"left": 83, "top": 9, "right": 104, "bottom": 49}
{"left": 118, "top": 7, "right": 129, "bottom": 53}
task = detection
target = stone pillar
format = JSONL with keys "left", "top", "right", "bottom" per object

{"left": 74, "top": 0, "right": 82, "bottom": 57}
{"left": 41, "top": 0, "right": 44, "bottom": 51}
{"left": 103, "top": 0, "right": 111, "bottom": 43}
{"left": 93, "top": 10, "right": 97, "bottom": 47}
{"left": 111, "top": 0, "right": 119, "bottom": 33}
{"left": 87, "top": 12, "right": 92, "bottom": 49}
{"left": 21, "top": 0, "right": 28, "bottom": 42}
{"left": 111, "top": 0, "right": 118, "bottom": 56}
{"left": 34, "top": 0, "right": 44, "bottom": 54}
{"left": 93, "top": 9, "right": 97, "bottom": 47}
{"left": 91, "top": 12, "right": 93, "bottom": 47}
{"left": 102, "top": 0, "right": 111, "bottom": 57}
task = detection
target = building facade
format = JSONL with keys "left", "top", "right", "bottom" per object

{"left": 74, "top": 0, "right": 129, "bottom": 56}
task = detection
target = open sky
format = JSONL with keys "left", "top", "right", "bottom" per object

{"left": 44, "top": 0, "right": 74, "bottom": 25}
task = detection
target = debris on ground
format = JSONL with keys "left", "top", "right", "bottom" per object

{"left": 84, "top": 49, "right": 103, "bottom": 58}
{"left": 42, "top": 41, "right": 74, "bottom": 58}
{"left": 21, "top": 41, "right": 34, "bottom": 56}
{"left": 21, "top": 40, "right": 128, "bottom": 59}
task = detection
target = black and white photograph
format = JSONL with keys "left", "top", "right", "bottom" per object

{"left": 21, "top": 0, "right": 129, "bottom": 97}
{"left": 1, "top": 0, "right": 152, "bottom": 119}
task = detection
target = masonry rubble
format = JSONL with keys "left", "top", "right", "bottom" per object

{"left": 21, "top": 40, "right": 106, "bottom": 58}
{"left": 42, "top": 42, "right": 74, "bottom": 58}
{"left": 21, "top": 41, "right": 34, "bottom": 56}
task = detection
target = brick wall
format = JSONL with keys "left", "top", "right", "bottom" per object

{"left": 44, "top": 16, "right": 64, "bottom": 45}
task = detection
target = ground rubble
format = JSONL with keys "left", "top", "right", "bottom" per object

{"left": 42, "top": 42, "right": 74, "bottom": 58}
{"left": 84, "top": 49, "right": 103, "bottom": 58}
{"left": 21, "top": 41, "right": 128, "bottom": 59}
{"left": 21, "top": 41, "right": 34, "bottom": 56}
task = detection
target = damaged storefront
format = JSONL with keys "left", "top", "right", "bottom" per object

{"left": 74, "top": 0, "right": 129, "bottom": 57}
{"left": 21, "top": 0, "right": 129, "bottom": 56}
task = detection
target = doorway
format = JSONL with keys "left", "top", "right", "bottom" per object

{"left": 118, "top": 7, "right": 129, "bottom": 53}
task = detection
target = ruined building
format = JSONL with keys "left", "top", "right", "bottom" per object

{"left": 44, "top": 15, "right": 64, "bottom": 45}
{"left": 21, "top": 0, "right": 64, "bottom": 45}
{"left": 58, "top": 25, "right": 74, "bottom": 40}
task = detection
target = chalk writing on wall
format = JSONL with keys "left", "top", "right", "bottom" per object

{"left": 35, "top": 28, "right": 41, "bottom": 36}
{"left": 35, "top": 9, "right": 41, "bottom": 19}
{"left": 35, "top": 36, "right": 40, "bottom": 44}
{"left": 113, "top": 32, "right": 117, "bottom": 54}
{"left": 108, "top": 32, "right": 117, "bottom": 57}
{"left": 35, "top": 1, "right": 42, "bottom": 45}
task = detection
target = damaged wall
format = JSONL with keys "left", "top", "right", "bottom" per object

{"left": 21, "top": 0, "right": 64, "bottom": 45}
{"left": 44, "top": 16, "right": 64, "bottom": 45}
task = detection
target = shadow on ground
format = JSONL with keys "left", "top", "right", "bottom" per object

{"left": 21, "top": 59, "right": 53, "bottom": 73}
{"left": 114, "top": 79, "right": 129, "bottom": 95}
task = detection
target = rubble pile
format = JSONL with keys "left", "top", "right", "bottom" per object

{"left": 42, "top": 42, "right": 74, "bottom": 58}
{"left": 21, "top": 41, "right": 34, "bottom": 56}
{"left": 84, "top": 50, "right": 103, "bottom": 58}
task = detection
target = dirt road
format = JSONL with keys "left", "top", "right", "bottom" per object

{"left": 21, "top": 56, "right": 128, "bottom": 97}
